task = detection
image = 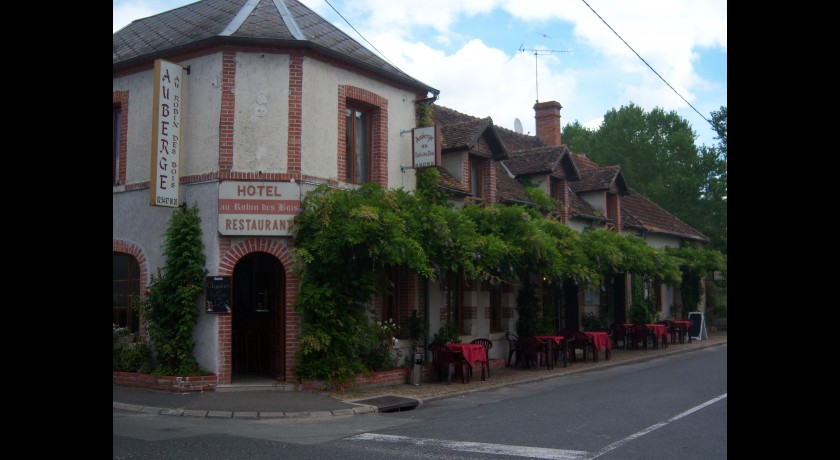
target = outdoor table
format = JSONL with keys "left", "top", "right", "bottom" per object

{"left": 448, "top": 343, "right": 488, "bottom": 380}
{"left": 624, "top": 323, "right": 668, "bottom": 349}
{"left": 673, "top": 320, "right": 692, "bottom": 343}
{"left": 535, "top": 335, "right": 566, "bottom": 368}
{"left": 647, "top": 323, "right": 668, "bottom": 348}
{"left": 584, "top": 331, "right": 611, "bottom": 361}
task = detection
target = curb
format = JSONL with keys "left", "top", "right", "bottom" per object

{"left": 114, "top": 339, "right": 726, "bottom": 418}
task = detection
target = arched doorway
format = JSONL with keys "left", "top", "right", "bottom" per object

{"left": 231, "top": 252, "right": 286, "bottom": 381}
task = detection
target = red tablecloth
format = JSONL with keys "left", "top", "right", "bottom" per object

{"left": 673, "top": 320, "right": 692, "bottom": 330}
{"left": 647, "top": 324, "right": 668, "bottom": 339}
{"left": 623, "top": 324, "right": 668, "bottom": 340}
{"left": 584, "top": 331, "right": 611, "bottom": 352}
{"left": 447, "top": 343, "right": 487, "bottom": 367}
{"left": 535, "top": 335, "right": 565, "bottom": 346}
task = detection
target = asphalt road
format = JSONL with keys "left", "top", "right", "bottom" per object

{"left": 114, "top": 344, "right": 726, "bottom": 459}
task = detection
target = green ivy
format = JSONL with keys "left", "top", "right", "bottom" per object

{"left": 665, "top": 244, "right": 726, "bottom": 316}
{"left": 629, "top": 273, "right": 656, "bottom": 323}
{"left": 139, "top": 204, "right": 207, "bottom": 376}
{"left": 290, "top": 178, "right": 726, "bottom": 383}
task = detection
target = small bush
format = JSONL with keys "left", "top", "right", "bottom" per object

{"left": 118, "top": 342, "right": 153, "bottom": 373}
{"left": 433, "top": 323, "right": 462, "bottom": 344}
{"left": 581, "top": 312, "right": 610, "bottom": 331}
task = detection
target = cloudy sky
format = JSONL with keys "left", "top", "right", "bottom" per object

{"left": 114, "top": 0, "right": 726, "bottom": 148}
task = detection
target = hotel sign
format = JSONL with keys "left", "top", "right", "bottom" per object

{"left": 218, "top": 181, "right": 301, "bottom": 236}
{"left": 150, "top": 59, "right": 184, "bottom": 208}
{"left": 412, "top": 125, "right": 441, "bottom": 168}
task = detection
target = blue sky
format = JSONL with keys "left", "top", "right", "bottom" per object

{"left": 114, "top": 0, "right": 727, "bottom": 149}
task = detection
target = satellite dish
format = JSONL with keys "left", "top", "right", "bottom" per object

{"left": 514, "top": 118, "right": 523, "bottom": 134}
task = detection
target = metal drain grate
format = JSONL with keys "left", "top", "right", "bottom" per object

{"left": 354, "top": 395, "right": 419, "bottom": 413}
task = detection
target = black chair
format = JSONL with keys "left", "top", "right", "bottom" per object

{"left": 428, "top": 342, "right": 468, "bottom": 384}
{"left": 469, "top": 338, "right": 493, "bottom": 379}
{"left": 504, "top": 332, "right": 522, "bottom": 367}
{"left": 571, "top": 331, "right": 597, "bottom": 362}
{"left": 610, "top": 323, "right": 629, "bottom": 350}
{"left": 675, "top": 321, "right": 689, "bottom": 344}
{"left": 630, "top": 324, "right": 651, "bottom": 350}
{"left": 521, "top": 336, "right": 549, "bottom": 369}
{"left": 655, "top": 321, "right": 670, "bottom": 349}
{"left": 543, "top": 336, "right": 568, "bottom": 368}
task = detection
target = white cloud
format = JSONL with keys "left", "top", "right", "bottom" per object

{"left": 115, "top": 0, "right": 725, "bottom": 146}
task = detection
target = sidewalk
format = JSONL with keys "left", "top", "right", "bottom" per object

{"left": 113, "top": 331, "right": 727, "bottom": 419}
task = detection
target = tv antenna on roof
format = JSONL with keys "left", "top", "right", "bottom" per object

{"left": 518, "top": 44, "right": 571, "bottom": 103}
{"left": 514, "top": 118, "right": 523, "bottom": 134}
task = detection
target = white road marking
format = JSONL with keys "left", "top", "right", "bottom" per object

{"left": 587, "top": 393, "right": 728, "bottom": 459}
{"left": 347, "top": 433, "right": 590, "bottom": 459}
{"left": 347, "top": 393, "right": 727, "bottom": 459}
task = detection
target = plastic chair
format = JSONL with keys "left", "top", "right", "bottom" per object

{"left": 469, "top": 338, "right": 493, "bottom": 379}
{"left": 571, "top": 331, "right": 597, "bottom": 362}
{"left": 504, "top": 332, "right": 522, "bottom": 367}
{"left": 428, "top": 342, "right": 468, "bottom": 384}
{"left": 656, "top": 321, "right": 670, "bottom": 349}
{"left": 631, "top": 324, "right": 651, "bottom": 350}
{"left": 521, "top": 336, "right": 549, "bottom": 369}
{"left": 610, "top": 323, "right": 629, "bottom": 350}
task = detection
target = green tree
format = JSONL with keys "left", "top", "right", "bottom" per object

{"left": 561, "top": 120, "right": 595, "bottom": 156}
{"left": 696, "top": 106, "right": 727, "bottom": 253}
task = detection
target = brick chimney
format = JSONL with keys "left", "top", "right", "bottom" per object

{"left": 534, "top": 101, "right": 563, "bottom": 147}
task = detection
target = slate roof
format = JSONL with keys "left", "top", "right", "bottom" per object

{"left": 113, "top": 0, "right": 437, "bottom": 95}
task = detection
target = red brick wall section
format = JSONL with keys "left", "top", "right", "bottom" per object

{"left": 486, "top": 158, "right": 496, "bottom": 204}
{"left": 463, "top": 306, "right": 477, "bottom": 319}
{"left": 606, "top": 193, "right": 621, "bottom": 232}
{"left": 219, "top": 50, "right": 236, "bottom": 172}
{"left": 559, "top": 178, "right": 570, "bottom": 224}
{"left": 287, "top": 54, "right": 303, "bottom": 176}
{"left": 113, "top": 91, "right": 129, "bottom": 186}
{"left": 113, "top": 240, "right": 150, "bottom": 341}
{"left": 216, "top": 314, "right": 232, "bottom": 384}
{"left": 297, "top": 358, "right": 507, "bottom": 391}
{"left": 534, "top": 101, "right": 563, "bottom": 147}
{"left": 216, "top": 238, "right": 298, "bottom": 383}
{"left": 113, "top": 372, "right": 217, "bottom": 392}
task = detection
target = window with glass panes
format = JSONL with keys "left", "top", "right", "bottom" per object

{"left": 345, "top": 104, "right": 371, "bottom": 184}
{"left": 113, "top": 252, "right": 141, "bottom": 333}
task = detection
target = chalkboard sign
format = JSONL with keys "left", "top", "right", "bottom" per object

{"left": 688, "top": 311, "right": 708, "bottom": 340}
{"left": 205, "top": 276, "right": 232, "bottom": 314}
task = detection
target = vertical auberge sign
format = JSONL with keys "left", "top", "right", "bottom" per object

{"left": 150, "top": 59, "right": 184, "bottom": 208}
